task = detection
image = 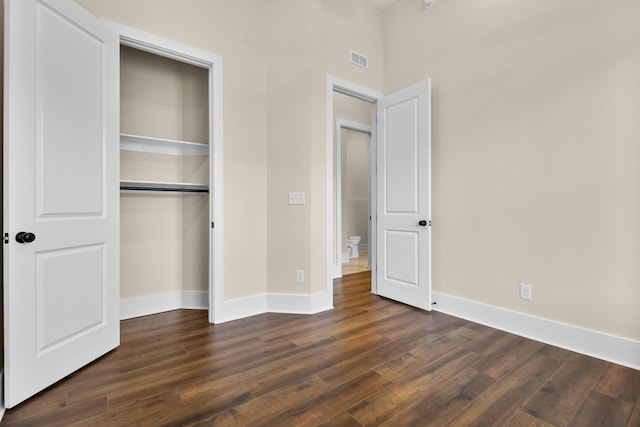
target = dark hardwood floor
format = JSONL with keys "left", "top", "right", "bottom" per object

{"left": 3, "top": 271, "right": 640, "bottom": 426}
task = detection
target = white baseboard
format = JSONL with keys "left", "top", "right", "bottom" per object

{"left": 214, "top": 293, "right": 267, "bottom": 324}
{"left": 268, "top": 292, "right": 333, "bottom": 315}
{"left": 122, "top": 289, "right": 333, "bottom": 324}
{"left": 180, "top": 291, "right": 209, "bottom": 309}
{"left": 213, "top": 291, "right": 333, "bottom": 324}
{"left": 120, "top": 291, "right": 208, "bottom": 320}
{"left": 432, "top": 292, "right": 640, "bottom": 370}
{"left": 332, "top": 265, "right": 342, "bottom": 279}
{"left": 359, "top": 243, "right": 368, "bottom": 252}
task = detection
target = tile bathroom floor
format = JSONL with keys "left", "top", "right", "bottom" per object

{"left": 342, "top": 251, "right": 369, "bottom": 275}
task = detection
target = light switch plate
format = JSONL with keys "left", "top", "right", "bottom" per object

{"left": 288, "top": 192, "right": 305, "bottom": 205}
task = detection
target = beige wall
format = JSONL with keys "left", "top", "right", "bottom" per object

{"left": 119, "top": 47, "right": 210, "bottom": 299}
{"left": 334, "top": 91, "right": 373, "bottom": 125}
{"left": 120, "top": 45, "right": 209, "bottom": 144}
{"left": 265, "top": 0, "right": 383, "bottom": 293}
{"left": 384, "top": 0, "right": 640, "bottom": 341}
{"left": 306, "top": 1, "right": 383, "bottom": 291}
{"left": 3, "top": 0, "right": 636, "bottom": 360}
{"left": 76, "top": 0, "right": 383, "bottom": 300}
{"left": 77, "top": 0, "right": 270, "bottom": 300}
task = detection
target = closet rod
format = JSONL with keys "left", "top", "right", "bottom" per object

{"left": 120, "top": 186, "right": 209, "bottom": 194}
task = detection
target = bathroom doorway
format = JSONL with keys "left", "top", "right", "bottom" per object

{"left": 326, "top": 76, "right": 432, "bottom": 310}
{"left": 333, "top": 92, "right": 374, "bottom": 277}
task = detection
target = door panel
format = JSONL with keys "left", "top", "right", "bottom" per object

{"left": 39, "top": 2, "right": 106, "bottom": 215}
{"left": 4, "top": 0, "right": 119, "bottom": 407}
{"left": 385, "top": 230, "right": 418, "bottom": 286}
{"left": 384, "top": 98, "right": 418, "bottom": 214}
{"left": 376, "top": 80, "right": 431, "bottom": 310}
{"left": 37, "top": 244, "right": 106, "bottom": 353}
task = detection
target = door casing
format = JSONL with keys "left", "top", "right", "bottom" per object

{"left": 326, "top": 76, "right": 382, "bottom": 298}
{"left": 102, "top": 20, "right": 224, "bottom": 324}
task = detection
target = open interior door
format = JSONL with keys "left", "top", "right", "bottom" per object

{"left": 3, "top": 0, "right": 119, "bottom": 407}
{"left": 376, "top": 80, "right": 431, "bottom": 310}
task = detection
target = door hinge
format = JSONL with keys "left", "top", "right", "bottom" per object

{"left": 429, "top": 220, "right": 432, "bottom": 227}
{"left": 4, "top": 233, "right": 9, "bottom": 244}
{"left": 211, "top": 222, "right": 214, "bottom": 229}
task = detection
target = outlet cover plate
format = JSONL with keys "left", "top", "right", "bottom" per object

{"left": 520, "top": 283, "right": 532, "bottom": 301}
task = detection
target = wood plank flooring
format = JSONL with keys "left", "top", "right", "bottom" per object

{"left": 3, "top": 272, "right": 639, "bottom": 426}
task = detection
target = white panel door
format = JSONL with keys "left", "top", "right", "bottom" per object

{"left": 376, "top": 80, "right": 431, "bottom": 310}
{"left": 3, "top": 0, "right": 119, "bottom": 407}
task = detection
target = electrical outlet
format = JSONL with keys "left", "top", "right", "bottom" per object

{"left": 520, "top": 283, "right": 532, "bottom": 301}
{"left": 296, "top": 269, "right": 305, "bottom": 283}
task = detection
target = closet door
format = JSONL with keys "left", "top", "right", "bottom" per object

{"left": 3, "top": 0, "right": 119, "bottom": 407}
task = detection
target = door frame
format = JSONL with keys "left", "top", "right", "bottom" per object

{"left": 326, "top": 76, "right": 382, "bottom": 299}
{"left": 334, "top": 118, "right": 371, "bottom": 278}
{"left": 102, "top": 20, "right": 224, "bottom": 324}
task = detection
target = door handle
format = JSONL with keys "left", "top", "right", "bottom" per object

{"left": 15, "top": 232, "right": 36, "bottom": 244}
{"left": 418, "top": 220, "right": 427, "bottom": 227}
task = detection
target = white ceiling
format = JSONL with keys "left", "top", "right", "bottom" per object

{"left": 366, "top": 0, "right": 401, "bottom": 10}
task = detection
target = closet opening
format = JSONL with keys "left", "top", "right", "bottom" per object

{"left": 119, "top": 44, "right": 210, "bottom": 319}
{"left": 108, "top": 21, "right": 223, "bottom": 323}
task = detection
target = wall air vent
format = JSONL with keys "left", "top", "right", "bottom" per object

{"left": 350, "top": 50, "right": 368, "bottom": 69}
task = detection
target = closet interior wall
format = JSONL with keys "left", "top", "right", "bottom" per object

{"left": 120, "top": 45, "right": 209, "bottom": 304}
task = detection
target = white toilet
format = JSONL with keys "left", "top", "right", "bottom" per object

{"left": 347, "top": 236, "right": 361, "bottom": 259}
